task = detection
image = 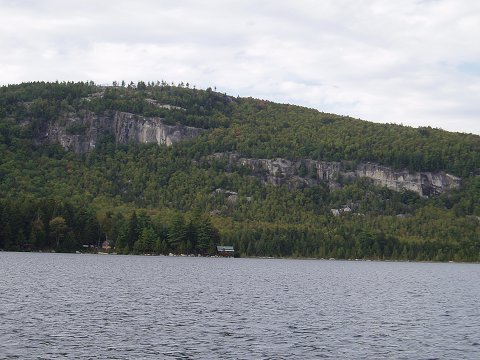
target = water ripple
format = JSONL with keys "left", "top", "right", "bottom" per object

{"left": 1, "top": 253, "right": 479, "bottom": 359}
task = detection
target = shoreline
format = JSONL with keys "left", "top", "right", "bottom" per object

{"left": 2, "top": 249, "right": 479, "bottom": 264}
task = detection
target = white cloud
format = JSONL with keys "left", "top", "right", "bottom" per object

{"left": 0, "top": 0, "right": 479, "bottom": 134}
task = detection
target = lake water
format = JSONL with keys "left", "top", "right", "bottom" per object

{"left": 1, "top": 252, "right": 479, "bottom": 359}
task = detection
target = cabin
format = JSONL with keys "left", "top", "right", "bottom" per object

{"left": 216, "top": 245, "right": 235, "bottom": 257}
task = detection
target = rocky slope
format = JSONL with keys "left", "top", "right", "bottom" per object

{"left": 39, "top": 109, "right": 462, "bottom": 197}
{"left": 43, "top": 110, "right": 204, "bottom": 153}
{"left": 212, "top": 152, "right": 461, "bottom": 197}
{"left": 356, "top": 163, "right": 461, "bottom": 197}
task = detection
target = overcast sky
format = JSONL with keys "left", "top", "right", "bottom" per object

{"left": 1, "top": 0, "right": 479, "bottom": 134}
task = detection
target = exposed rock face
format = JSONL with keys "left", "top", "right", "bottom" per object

{"left": 44, "top": 110, "right": 204, "bottom": 153}
{"left": 214, "top": 152, "right": 342, "bottom": 189}
{"left": 212, "top": 152, "right": 461, "bottom": 197}
{"left": 356, "top": 163, "right": 461, "bottom": 197}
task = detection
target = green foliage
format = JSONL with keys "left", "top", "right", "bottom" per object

{"left": 213, "top": 99, "right": 479, "bottom": 177}
{"left": 0, "top": 81, "right": 479, "bottom": 261}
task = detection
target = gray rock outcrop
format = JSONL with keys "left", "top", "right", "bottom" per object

{"left": 211, "top": 152, "right": 461, "bottom": 197}
{"left": 44, "top": 110, "right": 204, "bottom": 153}
{"left": 356, "top": 163, "right": 461, "bottom": 197}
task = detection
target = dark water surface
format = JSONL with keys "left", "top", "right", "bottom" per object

{"left": 1, "top": 252, "right": 479, "bottom": 359}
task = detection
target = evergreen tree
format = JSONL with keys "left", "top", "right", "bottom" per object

{"left": 168, "top": 214, "right": 186, "bottom": 252}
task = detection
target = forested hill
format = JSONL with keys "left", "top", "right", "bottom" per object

{"left": 1, "top": 81, "right": 479, "bottom": 261}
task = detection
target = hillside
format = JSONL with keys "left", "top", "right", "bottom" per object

{"left": 0, "top": 81, "right": 479, "bottom": 261}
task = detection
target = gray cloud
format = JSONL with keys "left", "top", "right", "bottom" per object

{"left": 1, "top": 0, "right": 479, "bottom": 134}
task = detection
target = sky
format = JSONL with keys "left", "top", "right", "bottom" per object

{"left": 1, "top": 0, "right": 479, "bottom": 134}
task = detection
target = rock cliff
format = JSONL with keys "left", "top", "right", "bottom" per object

{"left": 356, "top": 163, "right": 461, "bottom": 197}
{"left": 44, "top": 110, "right": 204, "bottom": 153}
{"left": 41, "top": 110, "right": 462, "bottom": 198}
{"left": 212, "top": 152, "right": 461, "bottom": 197}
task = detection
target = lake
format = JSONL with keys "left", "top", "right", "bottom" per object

{"left": 1, "top": 252, "right": 479, "bottom": 359}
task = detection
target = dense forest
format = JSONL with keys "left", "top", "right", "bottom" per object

{"left": 0, "top": 81, "right": 479, "bottom": 261}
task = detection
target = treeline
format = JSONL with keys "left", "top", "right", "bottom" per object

{"left": 221, "top": 218, "right": 480, "bottom": 262}
{"left": 2, "top": 196, "right": 477, "bottom": 261}
{"left": 113, "top": 211, "right": 220, "bottom": 255}
{"left": 0, "top": 80, "right": 234, "bottom": 132}
{"left": 0, "top": 199, "right": 220, "bottom": 255}
{"left": 0, "top": 198, "right": 99, "bottom": 252}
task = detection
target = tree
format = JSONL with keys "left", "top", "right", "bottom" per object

{"left": 30, "top": 217, "right": 46, "bottom": 248}
{"left": 194, "top": 215, "right": 219, "bottom": 255}
{"left": 115, "top": 222, "right": 129, "bottom": 253}
{"left": 168, "top": 214, "right": 186, "bottom": 252}
{"left": 49, "top": 216, "right": 68, "bottom": 248}
{"left": 126, "top": 211, "right": 139, "bottom": 249}
{"left": 136, "top": 226, "right": 157, "bottom": 254}
{"left": 183, "top": 219, "right": 197, "bottom": 254}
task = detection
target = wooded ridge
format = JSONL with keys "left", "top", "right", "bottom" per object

{"left": 0, "top": 81, "right": 479, "bottom": 261}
